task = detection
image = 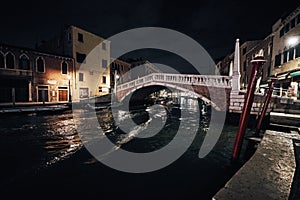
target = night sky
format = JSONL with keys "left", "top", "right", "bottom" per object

{"left": 1, "top": 0, "right": 300, "bottom": 60}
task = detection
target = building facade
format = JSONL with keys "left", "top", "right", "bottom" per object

{"left": 243, "top": 36, "right": 273, "bottom": 90}
{"left": 215, "top": 40, "right": 262, "bottom": 89}
{"left": 38, "top": 25, "right": 111, "bottom": 101}
{"left": 110, "top": 58, "right": 132, "bottom": 93}
{"left": 271, "top": 6, "right": 300, "bottom": 99}
{"left": 0, "top": 44, "right": 74, "bottom": 103}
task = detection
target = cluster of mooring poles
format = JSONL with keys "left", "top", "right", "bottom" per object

{"left": 231, "top": 41, "right": 278, "bottom": 161}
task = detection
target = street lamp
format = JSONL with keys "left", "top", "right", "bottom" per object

{"left": 287, "top": 36, "right": 299, "bottom": 47}
{"left": 67, "top": 74, "right": 72, "bottom": 102}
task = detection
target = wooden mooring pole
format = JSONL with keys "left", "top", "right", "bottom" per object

{"left": 232, "top": 51, "right": 266, "bottom": 160}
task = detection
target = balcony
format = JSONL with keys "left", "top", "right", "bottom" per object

{"left": 0, "top": 68, "right": 32, "bottom": 77}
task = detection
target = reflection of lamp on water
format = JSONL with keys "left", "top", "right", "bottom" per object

{"left": 67, "top": 74, "right": 72, "bottom": 102}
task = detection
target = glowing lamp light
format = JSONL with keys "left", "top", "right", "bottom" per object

{"left": 67, "top": 74, "right": 71, "bottom": 80}
{"left": 287, "top": 36, "right": 299, "bottom": 47}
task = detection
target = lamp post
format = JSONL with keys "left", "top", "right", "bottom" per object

{"left": 67, "top": 74, "right": 72, "bottom": 102}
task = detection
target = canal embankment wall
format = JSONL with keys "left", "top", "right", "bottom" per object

{"left": 213, "top": 129, "right": 300, "bottom": 200}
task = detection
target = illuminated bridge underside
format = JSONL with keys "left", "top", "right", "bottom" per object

{"left": 116, "top": 73, "right": 232, "bottom": 111}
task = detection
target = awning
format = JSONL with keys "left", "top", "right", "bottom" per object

{"left": 290, "top": 71, "right": 300, "bottom": 77}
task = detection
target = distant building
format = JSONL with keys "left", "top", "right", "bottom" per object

{"left": 271, "top": 5, "right": 300, "bottom": 98}
{"left": 216, "top": 40, "right": 261, "bottom": 89}
{"left": 243, "top": 36, "right": 273, "bottom": 90}
{"left": 0, "top": 44, "right": 74, "bottom": 103}
{"left": 127, "top": 59, "right": 161, "bottom": 79}
{"left": 38, "top": 25, "right": 111, "bottom": 101}
{"left": 110, "top": 58, "right": 132, "bottom": 93}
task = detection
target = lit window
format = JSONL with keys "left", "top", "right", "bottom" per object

{"left": 36, "top": 57, "right": 45, "bottom": 73}
{"left": 6, "top": 52, "right": 15, "bottom": 69}
{"left": 79, "top": 73, "right": 84, "bottom": 81}
{"left": 0, "top": 52, "right": 4, "bottom": 68}
{"left": 102, "top": 59, "right": 107, "bottom": 68}
{"left": 19, "top": 54, "right": 30, "bottom": 70}
{"left": 61, "top": 61, "right": 68, "bottom": 74}
{"left": 78, "top": 33, "right": 83, "bottom": 42}
{"left": 79, "top": 88, "right": 89, "bottom": 98}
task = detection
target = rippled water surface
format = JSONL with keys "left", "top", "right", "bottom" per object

{"left": 0, "top": 105, "right": 251, "bottom": 199}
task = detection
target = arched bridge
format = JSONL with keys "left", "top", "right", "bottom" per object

{"left": 116, "top": 73, "right": 232, "bottom": 111}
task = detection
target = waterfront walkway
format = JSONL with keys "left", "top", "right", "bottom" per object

{"left": 213, "top": 128, "right": 300, "bottom": 200}
{"left": 0, "top": 102, "right": 71, "bottom": 113}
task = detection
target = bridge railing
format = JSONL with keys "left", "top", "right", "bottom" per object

{"left": 117, "top": 73, "right": 231, "bottom": 91}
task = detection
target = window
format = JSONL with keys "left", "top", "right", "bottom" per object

{"left": 79, "top": 73, "right": 84, "bottom": 81}
{"left": 102, "top": 42, "right": 106, "bottom": 50}
{"left": 61, "top": 61, "right": 68, "bottom": 74}
{"left": 243, "top": 60, "right": 247, "bottom": 71}
{"left": 283, "top": 51, "right": 288, "bottom": 63}
{"left": 102, "top": 76, "right": 106, "bottom": 84}
{"left": 79, "top": 88, "right": 89, "bottom": 98}
{"left": 0, "top": 52, "right": 4, "bottom": 68}
{"left": 289, "top": 48, "right": 294, "bottom": 61}
{"left": 78, "top": 33, "right": 83, "bottom": 42}
{"left": 68, "top": 32, "right": 72, "bottom": 41}
{"left": 76, "top": 52, "right": 86, "bottom": 63}
{"left": 284, "top": 24, "right": 290, "bottom": 33}
{"left": 268, "top": 43, "right": 272, "bottom": 55}
{"left": 36, "top": 57, "right": 45, "bottom": 73}
{"left": 297, "top": 14, "right": 300, "bottom": 24}
{"left": 280, "top": 28, "right": 284, "bottom": 37}
{"left": 242, "top": 47, "right": 247, "bottom": 55}
{"left": 274, "top": 54, "right": 281, "bottom": 67}
{"left": 19, "top": 54, "right": 30, "bottom": 70}
{"left": 102, "top": 59, "right": 107, "bottom": 68}
{"left": 296, "top": 44, "right": 300, "bottom": 58}
{"left": 291, "top": 18, "right": 296, "bottom": 29}
{"left": 6, "top": 52, "right": 15, "bottom": 69}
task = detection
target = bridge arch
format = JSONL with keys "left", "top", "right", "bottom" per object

{"left": 119, "top": 82, "right": 222, "bottom": 111}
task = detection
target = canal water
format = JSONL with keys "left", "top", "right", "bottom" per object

{"left": 0, "top": 103, "right": 253, "bottom": 199}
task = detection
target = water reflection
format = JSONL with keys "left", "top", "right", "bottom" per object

{"left": 0, "top": 99, "right": 252, "bottom": 199}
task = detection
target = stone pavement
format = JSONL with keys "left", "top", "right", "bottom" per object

{"left": 0, "top": 102, "right": 71, "bottom": 113}
{"left": 213, "top": 129, "right": 300, "bottom": 200}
